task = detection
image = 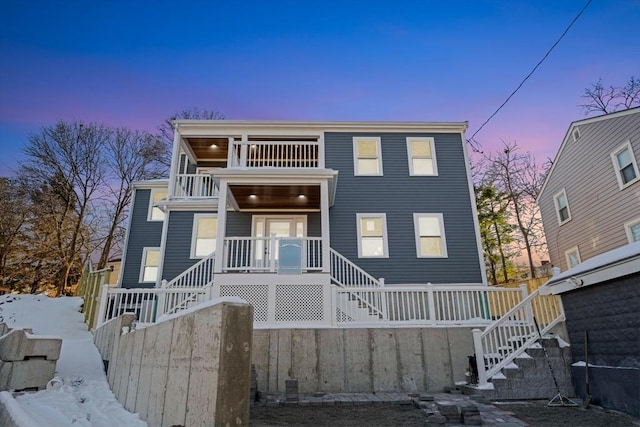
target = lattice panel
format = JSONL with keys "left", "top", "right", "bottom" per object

{"left": 275, "top": 284, "right": 324, "bottom": 322}
{"left": 219, "top": 284, "right": 269, "bottom": 322}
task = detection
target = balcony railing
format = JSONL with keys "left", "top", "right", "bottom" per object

{"left": 172, "top": 174, "right": 218, "bottom": 198}
{"left": 229, "top": 140, "right": 322, "bottom": 169}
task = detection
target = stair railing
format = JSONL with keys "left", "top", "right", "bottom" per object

{"left": 472, "top": 285, "right": 565, "bottom": 386}
{"left": 162, "top": 252, "right": 215, "bottom": 289}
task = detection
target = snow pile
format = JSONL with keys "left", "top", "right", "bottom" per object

{"left": 0, "top": 295, "right": 146, "bottom": 427}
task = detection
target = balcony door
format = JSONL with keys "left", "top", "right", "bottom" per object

{"left": 252, "top": 216, "right": 306, "bottom": 268}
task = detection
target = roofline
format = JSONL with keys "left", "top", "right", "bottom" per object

{"left": 538, "top": 107, "right": 640, "bottom": 201}
{"left": 132, "top": 179, "right": 169, "bottom": 189}
{"left": 172, "top": 120, "right": 469, "bottom": 134}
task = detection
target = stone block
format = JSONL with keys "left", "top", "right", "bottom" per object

{"left": 0, "top": 329, "right": 62, "bottom": 362}
{"left": 426, "top": 413, "right": 447, "bottom": 424}
{"left": 0, "top": 359, "right": 56, "bottom": 391}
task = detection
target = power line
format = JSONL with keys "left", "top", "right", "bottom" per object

{"left": 467, "top": 0, "right": 593, "bottom": 150}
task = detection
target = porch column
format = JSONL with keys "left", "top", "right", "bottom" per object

{"left": 167, "top": 124, "right": 182, "bottom": 198}
{"left": 320, "top": 180, "right": 330, "bottom": 273}
{"left": 214, "top": 180, "right": 229, "bottom": 274}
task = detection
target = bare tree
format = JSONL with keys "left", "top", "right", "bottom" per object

{"left": 0, "top": 178, "right": 29, "bottom": 288}
{"left": 96, "top": 128, "right": 167, "bottom": 268}
{"left": 482, "top": 142, "right": 548, "bottom": 279}
{"left": 21, "top": 121, "right": 109, "bottom": 294}
{"left": 581, "top": 76, "right": 640, "bottom": 115}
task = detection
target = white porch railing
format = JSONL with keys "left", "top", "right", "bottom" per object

{"left": 95, "top": 283, "right": 527, "bottom": 330}
{"left": 229, "top": 140, "right": 322, "bottom": 168}
{"left": 471, "top": 286, "right": 565, "bottom": 386}
{"left": 223, "top": 237, "right": 323, "bottom": 272}
{"left": 329, "top": 249, "right": 381, "bottom": 288}
{"left": 172, "top": 173, "right": 218, "bottom": 198}
{"left": 163, "top": 252, "right": 216, "bottom": 289}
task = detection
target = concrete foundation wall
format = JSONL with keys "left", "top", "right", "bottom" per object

{"left": 252, "top": 327, "right": 474, "bottom": 394}
{"left": 98, "top": 301, "right": 253, "bottom": 427}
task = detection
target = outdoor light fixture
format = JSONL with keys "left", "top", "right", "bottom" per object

{"left": 298, "top": 194, "right": 306, "bottom": 198}
{"left": 249, "top": 194, "right": 257, "bottom": 199}
{"left": 210, "top": 143, "right": 218, "bottom": 148}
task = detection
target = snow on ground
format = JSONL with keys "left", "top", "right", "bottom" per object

{"left": 0, "top": 294, "right": 146, "bottom": 427}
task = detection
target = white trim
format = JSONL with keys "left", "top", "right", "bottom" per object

{"left": 156, "top": 209, "right": 170, "bottom": 287}
{"left": 564, "top": 246, "right": 581, "bottom": 269}
{"left": 117, "top": 188, "right": 138, "bottom": 287}
{"left": 190, "top": 214, "right": 218, "bottom": 259}
{"left": 610, "top": 140, "right": 640, "bottom": 190}
{"left": 538, "top": 108, "right": 640, "bottom": 201}
{"left": 251, "top": 215, "right": 308, "bottom": 238}
{"left": 413, "top": 213, "right": 448, "bottom": 258}
{"left": 353, "top": 137, "right": 383, "bottom": 176}
{"left": 624, "top": 217, "right": 640, "bottom": 243}
{"left": 139, "top": 247, "right": 161, "bottom": 283}
{"left": 356, "top": 213, "right": 389, "bottom": 258}
{"left": 406, "top": 137, "right": 438, "bottom": 176}
{"left": 553, "top": 188, "right": 572, "bottom": 226}
{"left": 147, "top": 188, "right": 168, "bottom": 221}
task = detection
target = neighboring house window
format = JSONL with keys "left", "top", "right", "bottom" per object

{"left": 148, "top": 189, "right": 167, "bottom": 221}
{"left": 356, "top": 214, "right": 388, "bottom": 257}
{"left": 553, "top": 189, "right": 571, "bottom": 225}
{"left": 565, "top": 246, "right": 581, "bottom": 269}
{"left": 191, "top": 214, "right": 217, "bottom": 258}
{"left": 611, "top": 141, "right": 639, "bottom": 189}
{"left": 140, "top": 248, "right": 160, "bottom": 283}
{"left": 407, "top": 137, "right": 437, "bottom": 176}
{"left": 413, "top": 213, "right": 448, "bottom": 257}
{"left": 572, "top": 127, "right": 580, "bottom": 142}
{"left": 353, "top": 137, "right": 383, "bottom": 176}
{"left": 625, "top": 218, "right": 640, "bottom": 243}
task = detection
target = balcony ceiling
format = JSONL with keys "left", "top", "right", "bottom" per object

{"left": 229, "top": 184, "right": 320, "bottom": 210}
{"left": 186, "top": 137, "right": 229, "bottom": 161}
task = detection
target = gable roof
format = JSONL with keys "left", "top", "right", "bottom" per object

{"left": 537, "top": 107, "right": 640, "bottom": 202}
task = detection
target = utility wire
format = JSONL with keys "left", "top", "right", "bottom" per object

{"left": 467, "top": 0, "right": 593, "bottom": 151}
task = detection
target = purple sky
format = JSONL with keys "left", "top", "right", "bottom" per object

{"left": 1, "top": 1, "right": 639, "bottom": 176}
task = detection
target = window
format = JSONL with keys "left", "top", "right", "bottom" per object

{"left": 413, "top": 213, "right": 448, "bottom": 257}
{"left": 553, "top": 189, "right": 571, "bottom": 225}
{"left": 140, "top": 248, "right": 160, "bottom": 283}
{"left": 625, "top": 218, "right": 640, "bottom": 243}
{"left": 353, "top": 137, "right": 383, "bottom": 176}
{"left": 611, "top": 141, "right": 639, "bottom": 189}
{"left": 356, "top": 214, "right": 388, "bottom": 257}
{"left": 572, "top": 127, "right": 580, "bottom": 142}
{"left": 407, "top": 137, "right": 437, "bottom": 176}
{"left": 148, "top": 189, "right": 167, "bottom": 221}
{"left": 565, "top": 246, "right": 581, "bottom": 269}
{"left": 191, "top": 214, "right": 217, "bottom": 258}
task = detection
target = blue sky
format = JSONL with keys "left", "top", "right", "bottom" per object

{"left": 1, "top": 0, "right": 639, "bottom": 175}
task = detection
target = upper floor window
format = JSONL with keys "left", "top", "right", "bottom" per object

{"left": 407, "top": 137, "right": 438, "bottom": 176}
{"left": 572, "top": 127, "right": 580, "bottom": 142}
{"left": 413, "top": 213, "right": 448, "bottom": 257}
{"left": 611, "top": 141, "right": 639, "bottom": 189}
{"left": 353, "top": 137, "right": 383, "bottom": 176}
{"left": 148, "top": 189, "right": 167, "bottom": 221}
{"left": 191, "top": 214, "right": 217, "bottom": 258}
{"left": 553, "top": 189, "right": 571, "bottom": 225}
{"left": 625, "top": 217, "right": 640, "bottom": 243}
{"left": 356, "top": 214, "right": 388, "bottom": 257}
{"left": 565, "top": 246, "right": 581, "bottom": 269}
{"left": 140, "top": 247, "right": 160, "bottom": 283}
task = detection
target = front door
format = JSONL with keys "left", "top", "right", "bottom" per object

{"left": 253, "top": 216, "right": 306, "bottom": 269}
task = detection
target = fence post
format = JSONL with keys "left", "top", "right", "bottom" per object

{"left": 378, "top": 278, "right": 387, "bottom": 321}
{"left": 427, "top": 283, "right": 436, "bottom": 325}
{"left": 95, "top": 284, "right": 110, "bottom": 329}
{"left": 472, "top": 328, "right": 488, "bottom": 387}
{"left": 520, "top": 283, "right": 533, "bottom": 325}
{"left": 156, "top": 291, "right": 166, "bottom": 320}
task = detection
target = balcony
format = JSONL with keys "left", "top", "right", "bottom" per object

{"left": 228, "top": 139, "right": 322, "bottom": 169}
{"left": 172, "top": 174, "right": 218, "bottom": 199}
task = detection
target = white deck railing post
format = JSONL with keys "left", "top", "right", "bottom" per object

{"left": 269, "top": 234, "right": 276, "bottom": 272}
{"left": 520, "top": 283, "right": 533, "bottom": 325}
{"left": 330, "top": 285, "right": 337, "bottom": 326}
{"left": 427, "top": 283, "right": 437, "bottom": 325}
{"left": 96, "top": 284, "right": 110, "bottom": 329}
{"left": 472, "top": 328, "right": 488, "bottom": 386}
{"left": 378, "top": 278, "right": 387, "bottom": 321}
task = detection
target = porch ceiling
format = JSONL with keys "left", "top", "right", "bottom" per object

{"left": 229, "top": 184, "right": 320, "bottom": 210}
{"left": 185, "top": 137, "right": 230, "bottom": 161}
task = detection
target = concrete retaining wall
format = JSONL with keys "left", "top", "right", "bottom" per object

{"left": 252, "top": 327, "right": 474, "bottom": 393}
{"left": 99, "top": 300, "right": 253, "bottom": 427}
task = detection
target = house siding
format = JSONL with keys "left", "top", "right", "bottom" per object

{"left": 325, "top": 132, "right": 482, "bottom": 284}
{"left": 539, "top": 111, "right": 640, "bottom": 271}
{"left": 121, "top": 188, "right": 164, "bottom": 288}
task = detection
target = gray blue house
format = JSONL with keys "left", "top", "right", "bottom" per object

{"left": 117, "top": 120, "right": 486, "bottom": 325}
